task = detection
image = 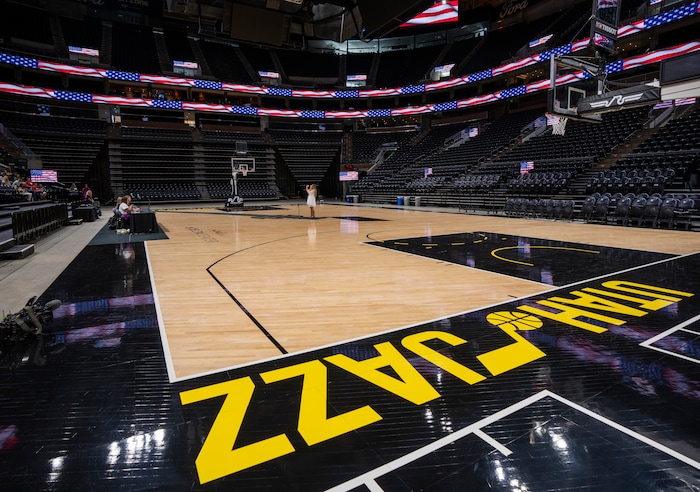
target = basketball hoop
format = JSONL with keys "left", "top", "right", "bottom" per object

{"left": 552, "top": 116, "right": 568, "bottom": 136}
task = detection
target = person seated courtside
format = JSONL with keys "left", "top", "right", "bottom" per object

{"left": 118, "top": 194, "right": 140, "bottom": 230}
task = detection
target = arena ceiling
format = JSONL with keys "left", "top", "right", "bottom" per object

{"left": 168, "top": 0, "right": 505, "bottom": 43}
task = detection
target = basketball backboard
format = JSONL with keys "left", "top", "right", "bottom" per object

{"left": 231, "top": 156, "right": 256, "bottom": 174}
{"left": 547, "top": 54, "right": 603, "bottom": 123}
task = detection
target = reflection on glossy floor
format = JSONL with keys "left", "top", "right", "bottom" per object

{"left": 1, "top": 202, "right": 700, "bottom": 491}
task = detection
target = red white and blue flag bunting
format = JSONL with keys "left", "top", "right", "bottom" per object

{"left": 400, "top": 0, "right": 459, "bottom": 27}
{"left": 0, "top": 41, "right": 699, "bottom": 119}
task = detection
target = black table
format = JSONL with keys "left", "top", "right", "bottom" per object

{"left": 73, "top": 205, "right": 97, "bottom": 222}
{"left": 131, "top": 212, "right": 158, "bottom": 233}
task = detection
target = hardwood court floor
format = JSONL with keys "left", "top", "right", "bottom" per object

{"left": 147, "top": 203, "right": 700, "bottom": 380}
{"left": 1, "top": 201, "right": 700, "bottom": 491}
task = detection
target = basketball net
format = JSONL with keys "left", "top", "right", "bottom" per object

{"left": 552, "top": 116, "right": 568, "bottom": 136}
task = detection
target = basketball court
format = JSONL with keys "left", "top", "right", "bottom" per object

{"left": 2, "top": 201, "right": 700, "bottom": 490}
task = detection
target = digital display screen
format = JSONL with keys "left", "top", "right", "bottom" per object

{"left": 340, "top": 171, "right": 359, "bottom": 181}
{"left": 30, "top": 169, "right": 58, "bottom": 182}
{"left": 520, "top": 161, "right": 534, "bottom": 175}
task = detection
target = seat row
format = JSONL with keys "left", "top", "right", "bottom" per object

{"left": 580, "top": 192, "right": 696, "bottom": 229}
{"left": 507, "top": 172, "right": 571, "bottom": 195}
{"left": 504, "top": 197, "right": 575, "bottom": 220}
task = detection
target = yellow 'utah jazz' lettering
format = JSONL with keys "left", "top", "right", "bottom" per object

{"left": 402, "top": 331, "right": 486, "bottom": 384}
{"left": 518, "top": 281, "right": 694, "bottom": 333}
{"left": 179, "top": 377, "right": 295, "bottom": 484}
{"left": 477, "top": 319, "right": 546, "bottom": 375}
{"left": 260, "top": 360, "right": 382, "bottom": 446}
{"left": 545, "top": 290, "right": 649, "bottom": 317}
{"left": 325, "top": 341, "right": 441, "bottom": 404}
{"left": 601, "top": 281, "right": 693, "bottom": 302}
{"left": 518, "top": 300, "right": 622, "bottom": 333}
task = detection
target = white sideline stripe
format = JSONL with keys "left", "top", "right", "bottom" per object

{"left": 473, "top": 428, "right": 512, "bottom": 456}
{"left": 639, "top": 312, "right": 700, "bottom": 365}
{"left": 325, "top": 389, "right": 700, "bottom": 492}
{"left": 146, "top": 242, "right": 178, "bottom": 383}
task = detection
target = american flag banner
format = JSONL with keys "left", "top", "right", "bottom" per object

{"left": 222, "top": 83, "right": 267, "bottom": 95}
{"left": 606, "top": 60, "right": 624, "bottom": 73}
{"left": 92, "top": 95, "right": 148, "bottom": 106}
{"left": 333, "top": 90, "right": 360, "bottom": 98}
{"left": 623, "top": 41, "right": 700, "bottom": 70}
{"left": 432, "top": 101, "right": 458, "bottom": 111}
{"left": 467, "top": 69, "right": 492, "bottom": 83}
{"left": 182, "top": 103, "right": 229, "bottom": 113}
{"left": 149, "top": 99, "right": 183, "bottom": 110}
{"left": 299, "top": 110, "right": 325, "bottom": 118}
{"left": 0, "top": 83, "right": 52, "bottom": 98}
{"left": 140, "top": 75, "right": 190, "bottom": 86}
{"left": 105, "top": 70, "right": 140, "bottom": 82}
{"left": 498, "top": 85, "right": 527, "bottom": 99}
{"left": 293, "top": 89, "right": 333, "bottom": 98}
{"left": 257, "top": 108, "right": 298, "bottom": 117}
{"left": 392, "top": 106, "right": 430, "bottom": 116}
{"left": 325, "top": 110, "right": 366, "bottom": 118}
{"left": 366, "top": 109, "right": 392, "bottom": 118}
{"left": 538, "top": 44, "right": 572, "bottom": 61}
{"left": 400, "top": 85, "right": 426, "bottom": 95}
{"left": 492, "top": 56, "right": 539, "bottom": 76}
{"left": 54, "top": 90, "right": 92, "bottom": 103}
{"left": 400, "top": 0, "right": 459, "bottom": 27}
{"left": 359, "top": 88, "right": 401, "bottom": 97}
{"left": 424, "top": 78, "right": 466, "bottom": 91}
{"left": 0, "top": 52, "right": 38, "bottom": 69}
{"left": 193, "top": 80, "right": 222, "bottom": 90}
{"left": 267, "top": 87, "right": 293, "bottom": 97}
{"left": 38, "top": 61, "right": 104, "bottom": 78}
{"left": 571, "top": 38, "right": 591, "bottom": 52}
{"left": 458, "top": 94, "right": 498, "bottom": 107}
{"left": 617, "top": 19, "right": 645, "bottom": 38}
{"left": 526, "top": 79, "right": 552, "bottom": 93}
{"left": 645, "top": 2, "right": 697, "bottom": 28}
{"left": 229, "top": 105, "right": 259, "bottom": 115}
{"left": 555, "top": 72, "right": 589, "bottom": 86}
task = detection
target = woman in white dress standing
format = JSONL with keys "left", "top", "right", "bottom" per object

{"left": 305, "top": 184, "right": 317, "bottom": 218}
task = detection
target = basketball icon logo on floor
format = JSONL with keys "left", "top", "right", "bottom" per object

{"left": 486, "top": 311, "right": 543, "bottom": 331}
